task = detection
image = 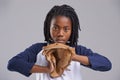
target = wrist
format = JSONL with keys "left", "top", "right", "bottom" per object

{"left": 72, "top": 54, "right": 78, "bottom": 61}
{"left": 30, "top": 65, "right": 51, "bottom": 73}
{"left": 45, "top": 67, "right": 51, "bottom": 73}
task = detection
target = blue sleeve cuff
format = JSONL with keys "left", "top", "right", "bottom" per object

{"left": 7, "top": 58, "right": 35, "bottom": 77}
{"left": 87, "top": 54, "right": 112, "bottom": 71}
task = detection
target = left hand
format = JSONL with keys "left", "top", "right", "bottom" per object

{"left": 70, "top": 47, "right": 77, "bottom": 61}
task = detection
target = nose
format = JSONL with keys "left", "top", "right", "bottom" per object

{"left": 58, "top": 29, "right": 64, "bottom": 36}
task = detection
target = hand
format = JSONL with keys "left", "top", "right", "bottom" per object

{"left": 45, "top": 50, "right": 54, "bottom": 73}
{"left": 70, "top": 47, "right": 77, "bottom": 61}
{"left": 71, "top": 54, "right": 77, "bottom": 61}
{"left": 47, "top": 60, "right": 54, "bottom": 73}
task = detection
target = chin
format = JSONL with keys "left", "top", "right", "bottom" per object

{"left": 55, "top": 41, "right": 66, "bottom": 44}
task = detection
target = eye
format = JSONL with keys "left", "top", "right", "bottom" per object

{"left": 64, "top": 27, "right": 70, "bottom": 32}
{"left": 52, "top": 26, "right": 59, "bottom": 31}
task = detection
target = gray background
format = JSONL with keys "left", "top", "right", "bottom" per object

{"left": 0, "top": 0, "right": 120, "bottom": 80}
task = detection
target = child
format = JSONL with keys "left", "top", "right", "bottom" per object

{"left": 7, "top": 4, "right": 112, "bottom": 80}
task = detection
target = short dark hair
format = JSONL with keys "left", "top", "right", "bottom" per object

{"left": 44, "top": 4, "right": 81, "bottom": 47}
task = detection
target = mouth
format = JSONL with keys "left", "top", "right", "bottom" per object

{"left": 55, "top": 39, "right": 65, "bottom": 44}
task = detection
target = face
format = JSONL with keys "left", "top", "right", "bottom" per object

{"left": 50, "top": 16, "right": 72, "bottom": 44}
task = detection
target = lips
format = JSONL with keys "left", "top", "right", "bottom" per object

{"left": 56, "top": 39, "right": 65, "bottom": 43}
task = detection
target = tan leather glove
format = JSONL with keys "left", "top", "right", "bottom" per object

{"left": 42, "top": 43, "right": 75, "bottom": 78}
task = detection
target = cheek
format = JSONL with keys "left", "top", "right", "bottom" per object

{"left": 50, "top": 30, "right": 56, "bottom": 39}
{"left": 66, "top": 31, "right": 71, "bottom": 40}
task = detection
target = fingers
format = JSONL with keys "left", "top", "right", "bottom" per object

{"left": 47, "top": 60, "right": 54, "bottom": 73}
{"left": 70, "top": 47, "right": 76, "bottom": 55}
{"left": 43, "top": 49, "right": 55, "bottom": 73}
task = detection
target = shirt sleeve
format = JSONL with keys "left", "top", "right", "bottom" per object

{"left": 7, "top": 43, "right": 46, "bottom": 77}
{"left": 76, "top": 45, "right": 112, "bottom": 71}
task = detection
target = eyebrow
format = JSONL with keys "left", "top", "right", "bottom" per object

{"left": 54, "top": 24, "right": 70, "bottom": 28}
{"left": 54, "top": 24, "right": 59, "bottom": 27}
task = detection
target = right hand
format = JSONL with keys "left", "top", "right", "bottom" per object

{"left": 47, "top": 61, "right": 54, "bottom": 73}
{"left": 45, "top": 50, "right": 55, "bottom": 73}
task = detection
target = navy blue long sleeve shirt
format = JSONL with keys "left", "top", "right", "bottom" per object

{"left": 7, "top": 43, "right": 112, "bottom": 77}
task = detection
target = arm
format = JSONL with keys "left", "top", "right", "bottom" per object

{"left": 72, "top": 45, "right": 112, "bottom": 71}
{"left": 30, "top": 61, "right": 54, "bottom": 74}
{"left": 7, "top": 43, "right": 47, "bottom": 77}
{"left": 72, "top": 54, "right": 89, "bottom": 66}
{"left": 30, "top": 65, "right": 49, "bottom": 73}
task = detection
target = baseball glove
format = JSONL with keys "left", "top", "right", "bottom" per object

{"left": 42, "top": 43, "right": 75, "bottom": 78}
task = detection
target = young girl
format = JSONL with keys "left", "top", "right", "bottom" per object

{"left": 7, "top": 4, "right": 112, "bottom": 80}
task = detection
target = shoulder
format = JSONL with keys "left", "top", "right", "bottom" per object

{"left": 76, "top": 44, "right": 87, "bottom": 51}
{"left": 30, "top": 42, "right": 47, "bottom": 47}
{"left": 25, "top": 42, "right": 47, "bottom": 53}
{"left": 76, "top": 44, "right": 93, "bottom": 55}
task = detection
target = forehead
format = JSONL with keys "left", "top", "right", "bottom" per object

{"left": 51, "top": 16, "right": 72, "bottom": 25}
